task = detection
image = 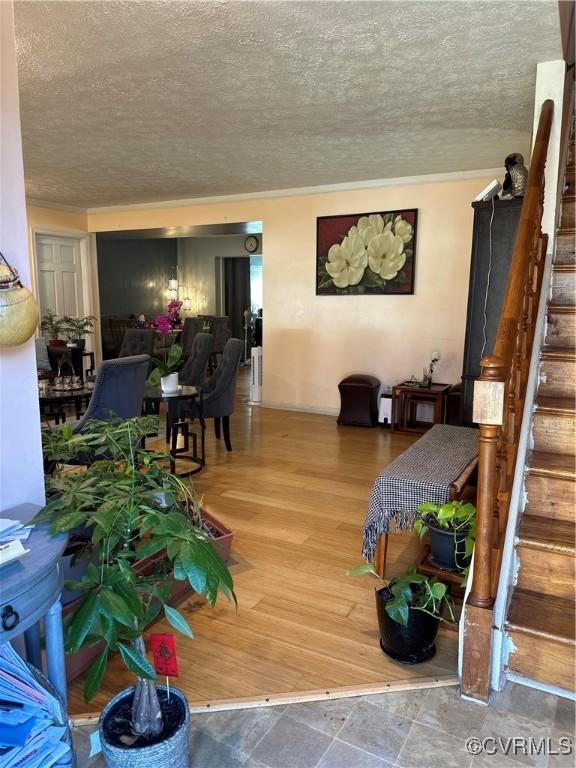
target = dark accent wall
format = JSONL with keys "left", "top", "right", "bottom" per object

{"left": 97, "top": 238, "right": 177, "bottom": 317}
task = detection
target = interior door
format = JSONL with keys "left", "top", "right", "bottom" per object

{"left": 36, "top": 235, "right": 84, "bottom": 318}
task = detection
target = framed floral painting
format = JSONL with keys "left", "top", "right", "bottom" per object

{"left": 316, "top": 209, "right": 417, "bottom": 295}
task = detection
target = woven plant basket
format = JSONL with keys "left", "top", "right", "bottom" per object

{"left": 99, "top": 686, "right": 190, "bottom": 768}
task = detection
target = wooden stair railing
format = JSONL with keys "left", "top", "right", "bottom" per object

{"left": 461, "top": 99, "right": 554, "bottom": 701}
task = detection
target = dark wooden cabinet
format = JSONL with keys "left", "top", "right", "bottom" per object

{"left": 460, "top": 198, "right": 523, "bottom": 424}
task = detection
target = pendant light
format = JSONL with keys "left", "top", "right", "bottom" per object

{"left": 0, "top": 252, "right": 39, "bottom": 347}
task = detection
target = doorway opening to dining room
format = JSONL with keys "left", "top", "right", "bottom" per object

{"left": 94, "top": 220, "right": 264, "bottom": 398}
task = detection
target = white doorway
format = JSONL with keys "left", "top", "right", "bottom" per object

{"left": 35, "top": 234, "right": 84, "bottom": 317}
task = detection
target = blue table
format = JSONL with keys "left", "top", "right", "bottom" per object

{"left": 0, "top": 502, "right": 68, "bottom": 705}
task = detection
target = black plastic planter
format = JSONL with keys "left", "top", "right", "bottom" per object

{"left": 375, "top": 587, "right": 440, "bottom": 664}
{"left": 426, "top": 521, "right": 470, "bottom": 572}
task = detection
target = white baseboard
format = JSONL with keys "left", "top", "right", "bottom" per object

{"left": 261, "top": 400, "right": 339, "bottom": 417}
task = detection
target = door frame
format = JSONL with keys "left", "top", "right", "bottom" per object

{"left": 30, "top": 228, "right": 102, "bottom": 364}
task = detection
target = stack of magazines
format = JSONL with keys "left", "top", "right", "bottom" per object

{"left": 0, "top": 644, "right": 72, "bottom": 768}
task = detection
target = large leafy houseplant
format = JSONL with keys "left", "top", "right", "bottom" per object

{"left": 40, "top": 308, "right": 64, "bottom": 341}
{"left": 62, "top": 314, "right": 96, "bottom": 343}
{"left": 34, "top": 417, "right": 235, "bottom": 739}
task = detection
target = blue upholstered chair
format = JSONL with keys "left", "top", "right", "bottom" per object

{"left": 70, "top": 354, "right": 150, "bottom": 434}
{"left": 179, "top": 332, "right": 213, "bottom": 388}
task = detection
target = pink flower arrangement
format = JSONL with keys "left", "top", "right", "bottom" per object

{"left": 155, "top": 314, "right": 172, "bottom": 335}
{"left": 167, "top": 299, "right": 183, "bottom": 324}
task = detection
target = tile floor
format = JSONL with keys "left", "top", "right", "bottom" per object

{"left": 73, "top": 683, "right": 574, "bottom": 768}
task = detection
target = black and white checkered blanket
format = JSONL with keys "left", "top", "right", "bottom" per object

{"left": 362, "top": 424, "right": 479, "bottom": 561}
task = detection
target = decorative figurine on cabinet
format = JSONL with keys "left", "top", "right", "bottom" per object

{"left": 502, "top": 153, "right": 528, "bottom": 198}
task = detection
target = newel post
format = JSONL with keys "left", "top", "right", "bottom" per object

{"left": 469, "top": 355, "right": 506, "bottom": 607}
{"left": 461, "top": 356, "right": 505, "bottom": 701}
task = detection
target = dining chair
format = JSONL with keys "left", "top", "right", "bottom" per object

{"left": 179, "top": 332, "right": 213, "bottom": 388}
{"left": 118, "top": 329, "right": 156, "bottom": 358}
{"left": 181, "top": 338, "right": 243, "bottom": 452}
{"left": 70, "top": 354, "right": 150, "bottom": 434}
{"left": 208, "top": 316, "right": 230, "bottom": 372}
{"left": 181, "top": 317, "right": 206, "bottom": 358}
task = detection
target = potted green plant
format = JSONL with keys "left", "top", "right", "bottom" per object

{"left": 148, "top": 314, "right": 183, "bottom": 392}
{"left": 40, "top": 308, "right": 64, "bottom": 346}
{"left": 414, "top": 500, "right": 476, "bottom": 571}
{"left": 348, "top": 563, "right": 454, "bottom": 664}
{"left": 62, "top": 314, "right": 96, "bottom": 350}
{"left": 34, "top": 417, "right": 235, "bottom": 768}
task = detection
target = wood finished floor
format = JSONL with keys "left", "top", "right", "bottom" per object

{"left": 67, "top": 373, "right": 459, "bottom": 714}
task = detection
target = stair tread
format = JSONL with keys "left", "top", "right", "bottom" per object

{"left": 541, "top": 345, "right": 576, "bottom": 360}
{"left": 507, "top": 589, "right": 575, "bottom": 643}
{"left": 553, "top": 263, "right": 576, "bottom": 272}
{"left": 528, "top": 450, "right": 576, "bottom": 479}
{"left": 548, "top": 304, "right": 576, "bottom": 314}
{"left": 518, "top": 514, "right": 575, "bottom": 551}
{"left": 535, "top": 394, "right": 576, "bottom": 413}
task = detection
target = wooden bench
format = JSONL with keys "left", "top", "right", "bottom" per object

{"left": 361, "top": 424, "right": 479, "bottom": 578}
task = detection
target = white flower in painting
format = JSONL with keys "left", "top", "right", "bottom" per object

{"left": 325, "top": 235, "right": 368, "bottom": 288}
{"left": 351, "top": 214, "right": 388, "bottom": 246}
{"left": 394, "top": 215, "right": 413, "bottom": 244}
{"left": 367, "top": 230, "right": 406, "bottom": 280}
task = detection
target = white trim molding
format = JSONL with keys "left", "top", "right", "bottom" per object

{"left": 86, "top": 167, "right": 503, "bottom": 215}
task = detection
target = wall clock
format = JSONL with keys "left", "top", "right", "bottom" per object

{"left": 244, "top": 236, "right": 259, "bottom": 254}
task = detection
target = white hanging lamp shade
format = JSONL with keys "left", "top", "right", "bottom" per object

{"left": 0, "top": 252, "right": 39, "bottom": 347}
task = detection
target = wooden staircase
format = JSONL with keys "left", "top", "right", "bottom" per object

{"left": 504, "top": 122, "right": 576, "bottom": 692}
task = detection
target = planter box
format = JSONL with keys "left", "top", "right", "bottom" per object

{"left": 64, "top": 510, "right": 233, "bottom": 682}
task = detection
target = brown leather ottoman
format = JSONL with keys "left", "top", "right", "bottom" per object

{"left": 337, "top": 374, "right": 381, "bottom": 427}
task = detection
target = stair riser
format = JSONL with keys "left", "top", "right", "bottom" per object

{"left": 506, "top": 629, "right": 575, "bottom": 690}
{"left": 561, "top": 199, "right": 576, "bottom": 228}
{"left": 525, "top": 474, "right": 576, "bottom": 522}
{"left": 555, "top": 234, "right": 575, "bottom": 265}
{"left": 539, "top": 358, "right": 576, "bottom": 398}
{"left": 532, "top": 411, "right": 576, "bottom": 457}
{"left": 551, "top": 269, "right": 575, "bottom": 306}
{"left": 516, "top": 544, "right": 575, "bottom": 598}
{"left": 546, "top": 312, "right": 576, "bottom": 348}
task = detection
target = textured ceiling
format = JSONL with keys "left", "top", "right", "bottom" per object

{"left": 14, "top": 0, "right": 562, "bottom": 208}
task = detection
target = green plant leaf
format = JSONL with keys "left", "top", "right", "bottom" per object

{"left": 385, "top": 597, "right": 409, "bottom": 627}
{"left": 164, "top": 606, "right": 194, "bottom": 639}
{"left": 417, "top": 502, "right": 438, "bottom": 515}
{"left": 431, "top": 582, "right": 447, "bottom": 600}
{"left": 147, "top": 368, "right": 161, "bottom": 386}
{"left": 66, "top": 592, "right": 99, "bottom": 654}
{"left": 137, "top": 537, "right": 166, "bottom": 559}
{"left": 390, "top": 580, "right": 413, "bottom": 602}
{"left": 83, "top": 646, "right": 109, "bottom": 703}
{"left": 166, "top": 343, "right": 183, "bottom": 369}
{"left": 98, "top": 589, "right": 135, "bottom": 628}
{"left": 118, "top": 643, "right": 156, "bottom": 680}
{"left": 347, "top": 563, "right": 379, "bottom": 578}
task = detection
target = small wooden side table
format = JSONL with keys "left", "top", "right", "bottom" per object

{"left": 391, "top": 381, "right": 451, "bottom": 434}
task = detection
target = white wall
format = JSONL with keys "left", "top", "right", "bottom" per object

{"left": 0, "top": 2, "right": 45, "bottom": 510}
